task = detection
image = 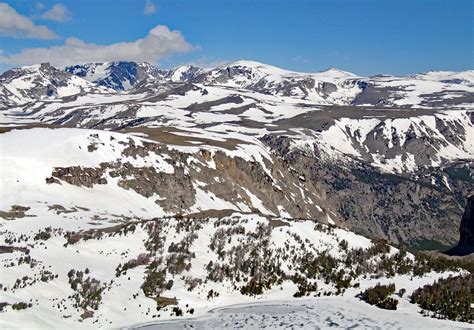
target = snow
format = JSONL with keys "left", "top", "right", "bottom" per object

{"left": 220, "top": 60, "right": 294, "bottom": 76}
{"left": 0, "top": 128, "right": 179, "bottom": 218}
{"left": 190, "top": 185, "right": 239, "bottom": 212}
{"left": 319, "top": 123, "right": 361, "bottom": 157}
{"left": 137, "top": 297, "right": 468, "bottom": 329}
{"left": 241, "top": 188, "right": 275, "bottom": 216}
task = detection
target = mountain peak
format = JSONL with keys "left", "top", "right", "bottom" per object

{"left": 65, "top": 61, "right": 161, "bottom": 91}
{"left": 224, "top": 60, "right": 272, "bottom": 68}
{"left": 218, "top": 60, "right": 294, "bottom": 76}
{"left": 316, "top": 68, "right": 356, "bottom": 78}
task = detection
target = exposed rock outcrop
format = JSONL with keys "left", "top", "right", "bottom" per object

{"left": 447, "top": 193, "right": 474, "bottom": 256}
{"left": 0, "top": 205, "right": 33, "bottom": 220}
{"left": 45, "top": 137, "right": 333, "bottom": 220}
{"left": 50, "top": 166, "right": 108, "bottom": 188}
{"left": 459, "top": 193, "right": 474, "bottom": 248}
{"left": 459, "top": 193, "right": 474, "bottom": 247}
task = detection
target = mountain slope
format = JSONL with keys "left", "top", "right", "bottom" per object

{"left": 0, "top": 187, "right": 466, "bottom": 328}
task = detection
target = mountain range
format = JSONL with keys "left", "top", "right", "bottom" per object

{"left": 0, "top": 60, "right": 472, "bottom": 328}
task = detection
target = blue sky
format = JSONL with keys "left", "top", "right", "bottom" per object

{"left": 0, "top": 0, "right": 472, "bottom": 75}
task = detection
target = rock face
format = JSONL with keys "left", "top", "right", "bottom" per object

{"left": 458, "top": 193, "right": 474, "bottom": 247}
{"left": 43, "top": 132, "right": 333, "bottom": 221}
{"left": 262, "top": 134, "right": 470, "bottom": 249}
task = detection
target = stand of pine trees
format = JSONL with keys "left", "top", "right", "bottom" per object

{"left": 410, "top": 273, "right": 473, "bottom": 323}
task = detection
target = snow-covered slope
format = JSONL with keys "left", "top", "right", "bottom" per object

{"left": 1, "top": 75, "right": 471, "bottom": 175}
{"left": 414, "top": 70, "right": 474, "bottom": 87}
{"left": 174, "top": 60, "right": 363, "bottom": 105}
{"left": 353, "top": 73, "right": 474, "bottom": 108}
{"left": 2, "top": 60, "right": 473, "bottom": 110}
{"left": 0, "top": 192, "right": 466, "bottom": 328}
{"left": 164, "top": 65, "right": 204, "bottom": 82}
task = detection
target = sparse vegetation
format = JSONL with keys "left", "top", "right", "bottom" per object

{"left": 67, "top": 269, "right": 106, "bottom": 314}
{"left": 115, "top": 253, "right": 150, "bottom": 277}
{"left": 34, "top": 227, "right": 52, "bottom": 241}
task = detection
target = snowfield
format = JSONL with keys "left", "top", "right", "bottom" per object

{"left": 137, "top": 298, "right": 469, "bottom": 329}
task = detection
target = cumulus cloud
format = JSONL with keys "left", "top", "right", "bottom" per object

{"left": 144, "top": 0, "right": 157, "bottom": 15}
{"left": 0, "top": 25, "right": 193, "bottom": 67}
{"left": 0, "top": 2, "right": 57, "bottom": 39}
{"left": 41, "top": 4, "right": 71, "bottom": 22}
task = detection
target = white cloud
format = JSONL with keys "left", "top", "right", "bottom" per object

{"left": 144, "top": 0, "right": 157, "bottom": 15}
{"left": 0, "top": 2, "right": 57, "bottom": 39}
{"left": 0, "top": 25, "right": 193, "bottom": 67}
{"left": 41, "top": 4, "right": 71, "bottom": 22}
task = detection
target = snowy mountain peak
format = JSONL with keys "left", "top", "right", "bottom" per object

{"left": 219, "top": 60, "right": 295, "bottom": 75}
{"left": 3, "top": 60, "right": 473, "bottom": 109}
{"left": 0, "top": 62, "right": 106, "bottom": 108}
{"left": 18, "top": 62, "right": 53, "bottom": 72}
{"left": 165, "top": 65, "right": 203, "bottom": 82}
{"left": 0, "top": 57, "right": 473, "bottom": 329}
{"left": 316, "top": 68, "right": 357, "bottom": 79}
{"left": 65, "top": 61, "right": 162, "bottom": 91}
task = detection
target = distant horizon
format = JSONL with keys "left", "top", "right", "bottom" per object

{"left": 2, "top": 58, "right": 472, "bottom": 78}
{"left": 0, "top": 0, "right": 472, "bottom": 76}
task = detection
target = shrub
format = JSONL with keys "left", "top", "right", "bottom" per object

{"left": 34, "top": 228, "right": 51, "bottom": 241}
{"left": 12, "top": 302, "right": 30, "bottom": 310}
{"left": 359, "top": 283, "right": 398, "bottom": 310}
{"left": 398, "top": 288, "right": 406, "bottom": 298}
{"left": 115, "top": 253, "right": 150, "bottom": 276}
{"left": 240, "top": 276, "right": 266, "bottom": 296}
{"left": 172, "top": 306, "right": 183, "bottom": 316}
